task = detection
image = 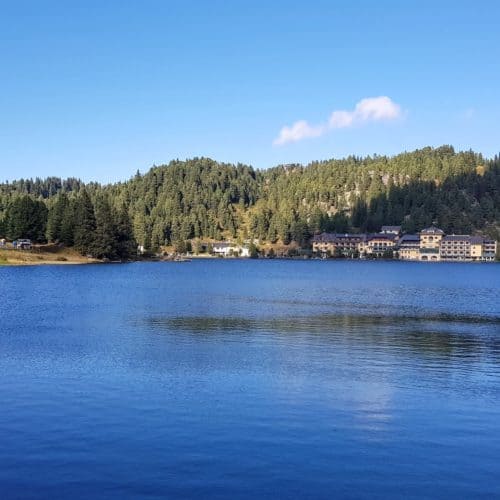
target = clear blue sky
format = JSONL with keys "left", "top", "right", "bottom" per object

{"left": 1, "top": 0, "right": 499, "bottom": 182}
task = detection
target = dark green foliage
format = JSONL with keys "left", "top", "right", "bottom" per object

{"left": 290, "top": 219, "right": 310, "bottom": 247}
{"left": 73, "top": 189, "right": 96, "bottom": 255}
{"left": 46, "top": 193, "right": 70, "bottom": 243}
{"left": 0, "top": 147, "right": 499, "bottom": 255}
{"left": 252, "top": 147, "right": 500, "bottom": 239}
{"left": 248, "top": 242, "right": 259, "bottom": 258}
{"left": 4, "top": 196, "right": 47, "bottom": 242}
{"left": 92, "top": 196, "right": 121, "bottom": 260}
{"left": 111, "top": 158, "right": 260, "bottom": 248}
{"left": 351, "top": 200, "right": 368, "bottom": 230}
{"left": 114, "top": 204, "right": 137, "bottom": 260}
{"left": 0, "top": 177, "right": 82, "bottom": 199}
{"left": 173, "top": 240, "right": 187, "bottom": 254}
{"left": 59, "top": 200, "right": 76, "bottom": 246}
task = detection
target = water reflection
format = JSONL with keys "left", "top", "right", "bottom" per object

{"left": 142, "top": 311, "right": 500, "bottom": 424}
{"left": 145, "top": 312, "right": 500, "bottom": 363}
{"left": 350, "top": 382, "right": 395, "bottom": 435}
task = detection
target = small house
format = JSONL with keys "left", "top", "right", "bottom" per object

{"left": 212, "top": 242, "right": 249, "bottom": 257}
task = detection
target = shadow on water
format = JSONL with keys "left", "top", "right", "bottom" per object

{"left": 144, "top": 311, "right": 500, "bottom": 362}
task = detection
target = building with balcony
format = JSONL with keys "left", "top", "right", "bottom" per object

{"left": 311, "top": 227, "right": 497, "bottom": 262}
{"left": 398, "top": 234, "right": 420, "bottom": 260}
{"left": 483, "top": 239, "right": 497, "bottom": 261}
{"left": 439, "top": 235, "right": 472, "bottom": 260}
{"left": 438, "top": 235, "right": 497, "bottom": 261}
{"left": 311, "top": 232, "right": 338, "bottom": 256}
{"left": 420, "top": 226, "right": 444, "bottom": 249}
{"left": 311, "top": 233, "right": 364, "bottom": 257}
{"left": 362, "top": 234, "right": 398, "bottom": 256}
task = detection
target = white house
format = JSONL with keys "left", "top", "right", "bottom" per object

{"left": 212, "top": 242, "right": 249, "bottom": 257}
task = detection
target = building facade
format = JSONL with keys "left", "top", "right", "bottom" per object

{"left": 311, "top": 233, "right": 338, "bottom": 256}
{"left": 482, "top": 239, "right": 497, "bottom": 261}
{"left": 419, "top": 227, "right": 444, "bottom": 261}
{"left": 398, "top": 234, "right": 420, "bottom": 260}
{"left": 439, "top": 235, "right": 497, "bottom": 261}
{"left": 440, "top": 235, "right": 471, "bottom": 260}
{"left": 311, "top": 227, "right": 497, "bottom": 262}
{"left": 362, "top": 234, "right": 397, "bottom": 256}
{"left": 311, "top": 233, "right": 363, "bottom": 257}
{"left": 212, "top": 242, "right": 249, "bottom": 257}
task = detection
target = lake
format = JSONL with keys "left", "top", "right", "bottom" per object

{"left": 0, "top": 260, "right": 499, "bottom": 498}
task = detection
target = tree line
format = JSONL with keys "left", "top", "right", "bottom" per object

{"left": 0, "top": 189, "right": 136, "bottom": 260}
{"left": 1, "top": 146, "right": 499, "bottom": 258}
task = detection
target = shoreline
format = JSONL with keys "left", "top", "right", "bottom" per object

{"left": 1, "top": 248, "right": 498, "bottom": 267}
{"left": 2, "top": 257, "right": 497, "bottom": 267}
{"left": 0, "top": 247, "right": 100, "bottom": 266}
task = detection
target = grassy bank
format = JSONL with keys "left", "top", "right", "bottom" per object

{"left": 0, "top": 245, "right": 100, "bottom": 266}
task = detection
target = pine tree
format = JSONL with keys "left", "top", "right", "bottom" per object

{"left": 5, "top": 196, "right": 47, "bottom": 242}
{"left": 351, "top": 199, "right": 368, "bottom": 230}
{"left": 114, "top": 204, "right": 136, "bottom": 259}
{"left": 46, "top": 193, "right": 69, "bottom": 242}
{"left": 59, "top": 199, "right": 76, "bottom": 246}
{"left": 73, "top": 189, "right": 96, "bottom": 255}
{"left": 92, "top": 195, "right": 118, "bottom": 260}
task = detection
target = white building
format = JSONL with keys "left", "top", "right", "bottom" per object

{"left": 380, "top": 226, "right": 402, "bottom": 236}
{"left": 212, "top": 242, "right": 249, "bottom": 257}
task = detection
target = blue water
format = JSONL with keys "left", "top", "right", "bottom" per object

{"left": 0, "top": 260, "right": 499, "bottom": 499}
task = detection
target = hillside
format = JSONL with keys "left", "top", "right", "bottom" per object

{"left": 0, "top": 146, "right": 499, "bottom": 257}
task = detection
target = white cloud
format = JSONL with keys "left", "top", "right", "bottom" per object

{"left": 353, "top": 96, "right": 401, "bottom": 122}
{"left": 273, "top": 120, "right": 325, "bottom": 146}
{"left": 329, "top": 110, "right": 355, "bottom": 128}
{"left": 274, "top": 96, "right": 402, "bottom": 145}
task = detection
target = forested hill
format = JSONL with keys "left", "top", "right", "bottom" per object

{"left": 1, "top": 146, "right": 499, "bottom": 258}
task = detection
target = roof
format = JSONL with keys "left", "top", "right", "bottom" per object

{"left": 311, "top": 232, "right": 337, "bottom": 243}
{"left": 420, "top": 226, "right": 444, "bottom": 235}
{"left": 469, "top": 236, "right": 484, "bottom": 244}
{"left": 441, "top": 235, "right": 471, "bottom": 242}
{"left": 367, "top": 233, "right": 397, "bottom": 241}
{"left": 335, "top": 233, "right": 364, "bottom": 240}
{"left": 311, "top": 232, "right": 363, "bottom": 243}
{"left": 381, "top": 225, "right": 402, "bottom": 232}
{"left": 399, "top": 234, "right": 420, "bottom": 242}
